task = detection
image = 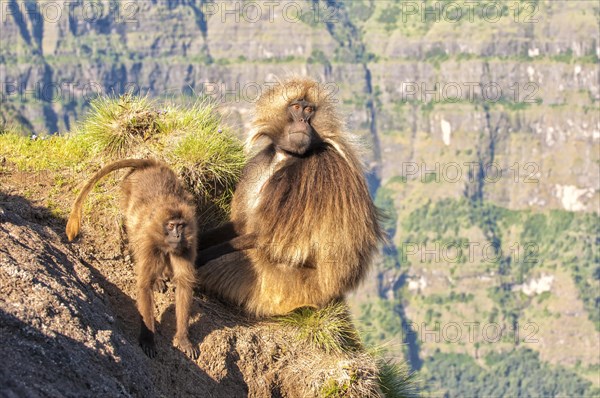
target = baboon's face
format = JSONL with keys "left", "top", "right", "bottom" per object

{"left": 277, "top": 99, "right": 318, "bottom": 156}
{"left": 164, "top": 218, "right": 190, "bottom": 252}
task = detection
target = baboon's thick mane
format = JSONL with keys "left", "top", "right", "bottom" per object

{"left": 255, "top": 141, "right": 381, "bottom": 286}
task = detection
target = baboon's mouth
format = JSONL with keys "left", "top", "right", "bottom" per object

{"left": 286, "top": 132, "right": 312, "bottom": 156}
{"left": 289, "top": 131, "right": 311, "bottom": 141}
{"left": 167, "top": 240, "right": 183, "bottom": 250}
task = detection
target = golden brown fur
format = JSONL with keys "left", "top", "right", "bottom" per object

{"left": 196, "top": 77, "right": 383, "bottom": 316}
{"left": 66, "top": 159, "right": 198, "bottom": 359}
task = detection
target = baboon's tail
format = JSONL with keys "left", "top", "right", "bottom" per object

{"left": 65, "top": 159, "right": 158, "bottom": 241}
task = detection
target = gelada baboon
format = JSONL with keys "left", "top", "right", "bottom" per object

{"left": 66, "top": 159, "right": 198, "bottom": 359}
{"left": 196, "top": 77, "right": 383, "bottom": 316}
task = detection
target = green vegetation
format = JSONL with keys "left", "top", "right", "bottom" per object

{"left": 357, "top": 298, "right": 401, "bottom": 350}
{"left": 345, "top": 0, "right": 376, "bottom": 23}
{"left": 0, "top": 131, "right": 90, "bottom": 171}
{"left": 519, "top": 210, "right": 600, "bottom": 330}
{"left": 2, "top": 94, "right": 418, "bottom": 397}
{"left": 4, "top": 1, "right": 599, "bottom": 395}
{"left": 424, "top": 48, "right": 450, "bottom": 70}
{"left": 279, "top": 303, "right": 418, "bottom": 397}
{"left": 75, "top": 95, "right": 161, "bottom": 158}
{"left": 76, "top": 94, "right": 245, "bottom": 224}
{"left": 549, "top": 48, "right": 599, "bottom": 64}
{"left": 0, "top": 95, "right": 246, "bottom": 226}
{"left": 376, "top": 4, "right": 401, "bottom": 32}
{"left": 358, "top": 193, "right": 598, "bottom": 395}
{"left": 378, "top": 359, "right": 420, "bottom": 398}
{"left": 375, "top": 185, "right": 398, "bottom": 238}
{"left": 403, "top": 198, "right": 473, "bottom": 241}
{"left": 278, "top": 303, "right": 360, "bottom": 355}
{"left": 401, "top": 198, "right": 600, "bottom": 330}
{"left": 425, "top": 349, "right": 599, "bottom": 397}
{"left": 423, "top": 292, "right": 474, "bottom": 305}
{"left": 320, "top": 377, "right": 356, "bottom": 397}
{"left": 307, "top": 49, "right": 331, "bottom": 68}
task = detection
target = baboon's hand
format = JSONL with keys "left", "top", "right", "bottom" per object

{"left": 153, "top": 278, "right": 168, "bottom": 293}
{"left": 176, "top": 337, "right": 199, "bottom": 360}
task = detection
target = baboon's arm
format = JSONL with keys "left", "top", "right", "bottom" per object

{"left": 197, "top": 222, "right": 239, "bottom": 250}
{"left": 196, "top": 233, "right": 257, "bottom": 267}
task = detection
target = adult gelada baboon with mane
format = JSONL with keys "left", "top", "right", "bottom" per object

{"left": 196, "top": 77, "right": 383, "bottom": 316}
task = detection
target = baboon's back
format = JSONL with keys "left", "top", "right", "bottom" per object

{"left": 121, "top": 164, "right": 193, "bottom": 226}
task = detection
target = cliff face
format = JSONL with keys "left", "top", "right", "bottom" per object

{"left": 2, "top": 0, "right": 599, "bottom": 395}
{"left": 0, "top": 198, "right": 163, "bottom": 397}
{"left": 0, "top": 183, "right": 381, "bottom": 397}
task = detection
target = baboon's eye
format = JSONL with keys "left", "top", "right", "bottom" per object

{"left": 167, "top": 222, "right": 175, "bottom": 230}
{"left": 305, "top": 106, "right": 313, "bottom": 113}
{"left": 292, "top": 104, "right": 301, "bottom": 110}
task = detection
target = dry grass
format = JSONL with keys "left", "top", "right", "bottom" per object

{"left": 74, "top": 94, "right": 161, "bottom": 158}
{"left": 278, "top": 303, "right": 420, "bottom": 397}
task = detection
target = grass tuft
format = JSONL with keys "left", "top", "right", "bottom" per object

{"left": 74, "top": 94, "right": 245, "bottom": 226}
{"left": 278, "top": 303, "right": 420, "bottom": 397}
{"left": 277, "top": 303, "right": 404, "bottom": 397}
{"left": 76, "top": 94, "right": 161, "bottom": 158}
{"left": 278, "top": 303, "right": 361, "bottom": 355}
{"left": 378, "top": 359, "right": 420, "bottom": 398}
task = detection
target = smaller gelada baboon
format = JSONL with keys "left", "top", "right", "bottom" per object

{"left": 66, "top": 159, "right": 199, "bottom": 359}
